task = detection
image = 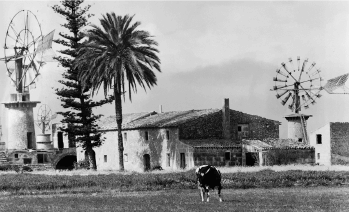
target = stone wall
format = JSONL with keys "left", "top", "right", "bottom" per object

{"left": 193, "top": 147, "right": 242, "bottom": 166}
{"left": 178, "top": 110, "right": 279, "bottom": 142}
{"left": 230, "top": 110, "right": 280, "bottom": 141}
{"left": 179, "top": 112, "right": 223, "bottom": 140}
{"left": 263, "top": 148, "right": 315, "bottom": 165}
{"left": 330, "top": 122, "right": 349, "bottom": 159}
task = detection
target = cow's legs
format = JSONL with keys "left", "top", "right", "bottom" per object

{"left": 205, "top": 186, "right": 210, "bottom": 202}
{"left": 218, "top": 184, "right": 223, "bottom": 202}
{"left": 199, "top": 187, "right": 205, "bottom": 202}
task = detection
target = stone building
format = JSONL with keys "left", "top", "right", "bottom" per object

{"left": 76, "top": 98, "right": 281, "bottom": 171}
{"left": 310, "top": 122, "right": 349, "bottom": 166}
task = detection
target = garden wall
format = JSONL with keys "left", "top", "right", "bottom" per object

{"left": 263, "top": 148, "right": 315, "bottom": 165}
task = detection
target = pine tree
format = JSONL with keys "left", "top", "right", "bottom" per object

{"left": 52, "top": 0, "right": 112, "bottom": 170}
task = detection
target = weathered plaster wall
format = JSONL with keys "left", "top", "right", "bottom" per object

{"left": 309, "top": 124, "right": 331, "bottom": 166}
{"left": 52, "top": 123, "right": 69, "bottom": 149}
{"left": 84, "top": 128, "right": 194, "bottom": 171}
{"left": 5, "top": 103, "right": 38, "bottom": 150}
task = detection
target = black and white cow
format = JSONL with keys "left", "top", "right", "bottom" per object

{"left": 195, "top": 165, "right": 223, "bottom": 202}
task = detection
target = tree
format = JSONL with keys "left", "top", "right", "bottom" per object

{"left": 52, "top": 0, "right": 112, "bottom": 170}
{"left": 74, "top": 13, "right": 161, "bottom": 171}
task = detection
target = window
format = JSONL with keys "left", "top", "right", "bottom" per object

{"left": 166, "top": 130, "right": 170, "bottom": 140}
{"left": 167, "top": 153, "right": 170, "bottom": 167}
{"left": 225, "top": 151, "right": 231, "bottom": 160}
{"left": 145, "top": 131, "right": 149, "bottom": 140}
{"left": 317, "top": 153, "right": 320, "bottom": 160}
{"left": 124, "top": 132, "right": 127, "bottom": 142}
{"left": 23, "top": 158, "right": 32, "bottom": 164}
{"left": 237, "top": 124, "right": 249, "bottom": 138}
{"left": 104, "top": 155, "right": 107, "bottom": 163}
{"left": 37, "top": 154, "right": 48, "bottom": 164}
{"left": 124, "top": 154, "right": 128, "bottom": 162}
{"left": 298, "top": 138, "right": 303, "bottom": 142}
{"left": 14, "top": 154, "right": 18, "bottom": 159}
{"left": 316, "top": 134, "right": 322, "bottom": 144}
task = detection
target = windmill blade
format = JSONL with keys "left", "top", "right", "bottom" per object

{"left": 306, "top": 62, "right": 316, "bottom": 73}
{"left": 273, "top": 84, "right": 293, "bottom": 90}
{"left": 281, "top": 92, "right": 292, "bottom": 105}
{"left": 273, "top": 77, "right": 287, "bottom": 82}
{"left": 288, "top": 95, "right": 295, "bottom": 111}
{"left": 276, "top": 90, "right": 289, "bottom": 99}
{"left": 276, "top": 68, "right": 288, "bottom": 78}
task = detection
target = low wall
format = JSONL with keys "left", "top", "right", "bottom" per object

{"left": 263, "top": 148, "right": 315, "bottom": 165}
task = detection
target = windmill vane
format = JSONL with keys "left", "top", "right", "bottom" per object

{"left": 272, "top": 56, "right": 323, "bottom": 114}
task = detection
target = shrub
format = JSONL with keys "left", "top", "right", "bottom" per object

{"left": 74, "top": 160, "right": 90, "bottom": 170}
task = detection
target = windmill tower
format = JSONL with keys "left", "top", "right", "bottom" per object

{"left": 272, "top": 57, "right": 324, "bottom": 144}
{"left": 0, "top": 10, "right": 54, "bottom": 150}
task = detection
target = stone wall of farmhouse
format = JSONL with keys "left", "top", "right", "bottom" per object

{"left": 179, "top": 113, "right": 223, "bottom": 140}
{"left": 193, "top": 147, "right": 242, "bottom": 166}
{"left": 87, "top": 128, "right": 194, "bottom": 171}
{"left": 230, "top": 111, "right": 279, "bottom": 140}
{"left": 178, "top": 110, "right": 279, "bottom": 141}
{"left": 330, "top": 122, "right": 349, "bottom": 159}
{"left": 264, "top": 148, "right": 315, "bottom": 165}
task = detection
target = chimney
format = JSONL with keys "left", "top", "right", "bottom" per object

{"left": 222, "top": 98, "right": 231, "bottom": 139}
{"left": 159, "top": 105, "right": 163, "bottom": 113}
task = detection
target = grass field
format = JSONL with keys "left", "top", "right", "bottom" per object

{"left": 1, "top": 187, "right": 348, "bottom": 212}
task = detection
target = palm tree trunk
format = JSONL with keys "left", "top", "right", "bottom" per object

{"left": 114, "top": 82, "right": 124, "bottom": 171}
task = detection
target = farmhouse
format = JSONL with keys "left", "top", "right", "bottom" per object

{"left": 75, "top": 99, "right": 281, "bottom": 171}
{"left": 310, "top": 122, "right": 349, "bottom": 166}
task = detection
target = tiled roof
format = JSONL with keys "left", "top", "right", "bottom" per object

{"left": 181, "top": 139, "right": 240, "bottom": 148}
{"left": 99, "top": 109, "right": 220, "bottom": 130}
{"left": 263, "top": 138, "right": 313, "bottom": 149}
{"left": 99, "top": 111, "right": 156, "bottom": 130}
{"left": 242, "top": 139, "right": 272, "bottom": 150}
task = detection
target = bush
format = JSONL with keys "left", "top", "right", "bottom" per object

{"left": 74, "top": 160, "right": 90, "bottom": 170}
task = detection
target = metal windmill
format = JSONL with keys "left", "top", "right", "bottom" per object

{"left": 271, "top": 56, "right": 324, "bottom": 143}
{"left": 0, "top": 10, "right": 55, "bottom": 150}
{"left": 0, "top": 10, "right": 55, "bottom": 93}
{"left": 36, "top": 104, "right": 57, "bottom": 134}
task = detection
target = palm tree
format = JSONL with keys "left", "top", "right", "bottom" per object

{"left": 74, "top": 13, "right": 161, "bottom": 171}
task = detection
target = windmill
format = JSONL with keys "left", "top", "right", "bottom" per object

{"left": 35, "top": 104, "right": 56, "bottom": 150}
{"left": 272, "top": 56, "right": 324, "bottom": 143}
{"left": 0, "top": 10, "right": 55, "bottom": 150}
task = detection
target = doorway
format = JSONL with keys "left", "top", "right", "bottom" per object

{"left": 27, "top": 132, "right": 33, "bottom": 149}
{"left": 58, "top": 132, "right": 64, "bottom": 149}
{"left": 143, "top": 154, "right": 150, "bottom": 171}
{"left": 245, "top": 152, "right": 258, "bottom": 166}
{"left": 180, "top": 153, "right": 186, "bottom": 169}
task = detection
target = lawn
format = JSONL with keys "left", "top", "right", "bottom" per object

{"left": 0, "top": 187, "right": 348, "bottom": 212}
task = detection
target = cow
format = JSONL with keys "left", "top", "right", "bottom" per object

{"left": 195, "top": 165, "right": 223, "bottom": 202}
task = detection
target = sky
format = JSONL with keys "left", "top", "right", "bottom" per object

{"left": 0, "top": 1, "right": 349, "bottom": 141}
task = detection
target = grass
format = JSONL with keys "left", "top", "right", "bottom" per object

{"left": 1, "top": 187, "right": 349, "bottom": 211}
{"left": 1, "top": 165, "right": 349, "bottom": 195}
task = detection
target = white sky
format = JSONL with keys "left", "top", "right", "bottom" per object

{"left": 0, "top": 1, "right": 349, "bottom": 140}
